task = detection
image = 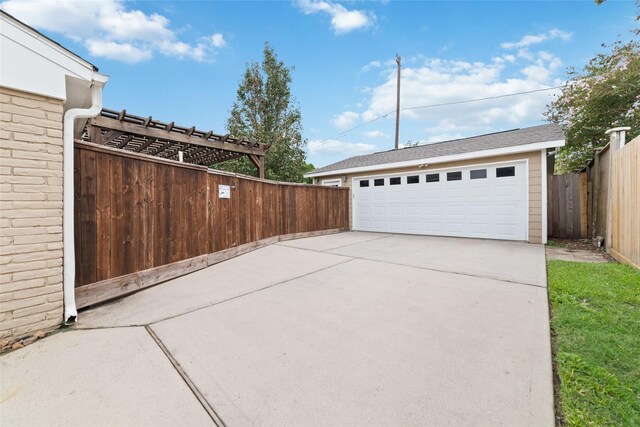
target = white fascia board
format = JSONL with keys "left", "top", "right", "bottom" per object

{"left": 304, "top": 139, "right": 566, "bottom": 178}
{"left": 0, "top": 14, "right": 98, "bottom": 100}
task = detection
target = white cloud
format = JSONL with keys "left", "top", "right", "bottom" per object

{"left": 210, "top": 33, "right": 226, "bottom": 48}
{"left": 332, "top": 111, "right": 359, "bottom": 129}
{"left": 0, "top": 0, "right": 227, "bottom": 63}
{"left": 309, "top": 139, "right": 377, "bottom": 155}
{"left": 360, "top": 49, "right": 564, "bottom": 142}
{"left": 363, "top": 130, "right": 386, "bottom": 138}
{"left": 85, "top": 40, "right": 152, "bottom": 63}
{"left": 501, "top": 28, "right": 572, "bottom": 50}
{"left": 517, "top": 49, "right": 535, "bottom": 61}
{"left": 362, "top": 60, "right": 382, "bottom": 72}
{"left": 297, "top": 0, "right": 374, "bottom": 34}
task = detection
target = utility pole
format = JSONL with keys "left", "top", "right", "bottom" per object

{"left": 394, "top": 54, "right": 401, "bottom": 149}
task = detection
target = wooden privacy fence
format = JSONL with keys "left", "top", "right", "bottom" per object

{"left": 548, "top": 173, "right": 588, "bottom": 239}
{"left": 609, "top": 137, "right": 639, "bottom": 268}
{"left": 550, "top": 135, "right": 639, "bottom": 268}
{"left": 74, "top": 141, "right": 349, "bottom": 308}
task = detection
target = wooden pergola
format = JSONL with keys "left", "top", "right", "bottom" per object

{"left": 81, "top": 108, "right": 268, "bottom": 177}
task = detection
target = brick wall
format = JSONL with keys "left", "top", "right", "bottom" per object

{"left": 0, "top": 86, "right": 65, "bottom": 339}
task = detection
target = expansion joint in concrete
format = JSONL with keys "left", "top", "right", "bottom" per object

{"left": 145, "top": 326, "right": 226, "bottom": 427}
{"left": 147, "top": 258, "right": 355, "bottom": 325}
{"left": 279, "top": 245, "right": 546, "bottom": 289}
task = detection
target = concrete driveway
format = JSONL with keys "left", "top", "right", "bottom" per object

{"left": 0, "top": 232, "right": 553, "bottom": 426}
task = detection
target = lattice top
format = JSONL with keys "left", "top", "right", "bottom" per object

{"left": 81, "top": 108, "right": 267, "bottom": 169}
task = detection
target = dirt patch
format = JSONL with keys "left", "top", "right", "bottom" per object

{"left": 549, "top": 325, "right": 566, "bottom": 426}
{"left": 546, "top": 239, "right": 615, "bottom": 263}
{"left": 549, "top": 238, "right": 598, "bottom": 251}
{"left": 1, "top": 330, "right": 52, "bottom": 355}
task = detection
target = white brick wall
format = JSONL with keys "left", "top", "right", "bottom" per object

{"left": 0, "top": 86, "right": 64, "bottom": 339}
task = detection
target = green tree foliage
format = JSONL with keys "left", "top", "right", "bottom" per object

{"left": 302, "top": 162, "right": 315, "bottom": 184}
{"left": 215, "top": 43, "right": 308, "bottom": 182}
{"left": 545, "top": 39, "right": 640, "bottom": 173}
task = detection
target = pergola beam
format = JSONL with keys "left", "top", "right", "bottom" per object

{"left": 91, "top": 116, "right": 263, "bottom": 157}
{"left": 101, "top": 130, "right": 124, "bottom": 145}
{"left": 83, "top": 109, "right": 268, "bottom": 169}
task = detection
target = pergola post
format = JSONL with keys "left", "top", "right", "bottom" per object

{"left": 248, "top": 154, "right": 265, "bottom": 179}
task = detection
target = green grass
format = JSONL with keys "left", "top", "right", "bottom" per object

{"left": 548, "top": 260, "right": 640, "bottom": 426}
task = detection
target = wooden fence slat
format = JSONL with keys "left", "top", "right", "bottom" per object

{"left": 95, "top": 152, "right": 112, "bottom": 282}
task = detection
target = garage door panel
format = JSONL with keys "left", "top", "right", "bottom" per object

{"left": 389, "top": 206, "right": 402, "bottom": 216}
{"left": 373, "top": 192, "right": 387, "bottom": 201}
{"left": 496, "top": 184, "right": 520, "bottom": 199}
{"left": 445, "top": 188, "right": 464, "bottom": 200}
{"left": 446, "top": 204, "right": 465, "bottom": 216}
{"left": 359, "top": 219, "right": 373, "bottom": 229}
{"left": 355, "top": 162, "right": 527, "bottom": 241}
{"left": 424, "top": 188, "right": 443, "bottom": 199}
{"left": 469, "top": 189, "right": 490, "bottom": 200}
{"left": 406, "top": 206, "right": 421, "bottom": 216}
{"left": 445, "top": 223, "right": 464, "bottom": 233}
{"left": 426, "top": 205, "right": 443, "bottom": 215}
{"left": 406, "top": 189, "right": 421, "bottom": 200}
{"left": 389, "top": 191, "right": 403, "bottom": 201}
{"left": 358, "top": 191, "right": 373, "bottom": 203}
{"left": 495, "top": 202, "right": 523, "bottom": 215}
{"left": 405, "top": 221, "right": 422, "bottom": 233}
{"left": 495, "top": 224, "right": 518, "bottom": 238}
{"left": 389, "top": 221, "right": 404, "bottom": 232}
{"left": 359, "top": 206, "right": 372, "bottom": 216}
{"left": 469, "top": 204, "right": 490, "bottom": 216}
{"left": 373, "top": 220, "right": 388, "bottom": 231}
{"left": 425, "top": 223, "right": 443, "bottom": 233}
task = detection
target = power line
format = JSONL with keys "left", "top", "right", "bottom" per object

{"left": 401, "top": 86, "right": 563, "bottom": 111}
{"left": 318, "top": 85, "right": 563, "bottom": 143}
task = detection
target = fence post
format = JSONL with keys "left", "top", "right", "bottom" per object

{"left": 579, "top": 172, "right": 588, "bottom": 238}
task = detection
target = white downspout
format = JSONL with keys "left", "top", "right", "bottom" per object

{"left": 62, "top": 80, "right": 106, "bottom": 323}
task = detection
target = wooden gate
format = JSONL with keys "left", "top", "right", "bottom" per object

{"left": 548, "top": 174, "right": 587, "bottom": 239}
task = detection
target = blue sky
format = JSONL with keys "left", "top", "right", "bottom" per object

{"left": 2, "top": 0, "right": 637, "bottom": 167}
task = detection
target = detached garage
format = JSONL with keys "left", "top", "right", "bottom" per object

{"left": 305, "top": 124, "right": 565, "bottom": 244}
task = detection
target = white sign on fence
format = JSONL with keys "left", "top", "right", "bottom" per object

{"left": 218, "top": 184, "right": 231, "bottom": 199}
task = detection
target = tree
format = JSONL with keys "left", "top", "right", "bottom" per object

{"left": 302, "top": 162, "right": 315, "bottom": 184}
{"left": 545, "top": 39, "right": 640, "bottom": 173}
{"left": 215, "top": 43, "right": 308, "bottom": 182}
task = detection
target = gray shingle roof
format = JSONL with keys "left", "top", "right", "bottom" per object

{"left": 309, "top": 123, "right": 564, "bottom": 175}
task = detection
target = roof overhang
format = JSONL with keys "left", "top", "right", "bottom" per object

{"left": 1, "top": 11, "right": 106, "bottom": 102}
{"left": 305, "top": 138, "right": 566, "bottom": 178}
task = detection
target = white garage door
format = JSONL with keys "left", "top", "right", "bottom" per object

{"left": 353, "top": 162, "right": 528, "bottom": 241}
